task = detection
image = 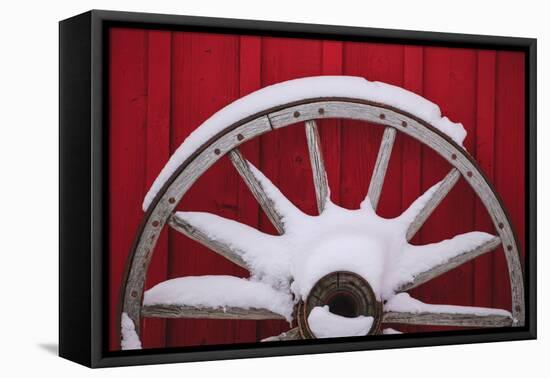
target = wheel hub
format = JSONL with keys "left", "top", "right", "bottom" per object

{"left": 296, "top": 271, "right": 382, "bottom": 338}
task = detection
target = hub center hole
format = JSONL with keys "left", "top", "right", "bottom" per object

{"left": 326, "top": 293, "right": 358, "bottom": 318}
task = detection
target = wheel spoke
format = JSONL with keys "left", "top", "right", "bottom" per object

{"left": 169, "top": 212, "right": 249, "bottom": 269}
{"left": 261, "top": 327, "right": 302, "bottom": 342}
{"left": 405, "top": 168, "right": 461, "bottom": 241}
{"left": 229, "top": 149, "right": 285, "bottom": 234}
{"left": 305, "top": 120, "right": 330, "bottom": 213}
{"left": 142, "top": 275, "right": 294, "bottom": 321}
{"left": 395, "top": 234, "right": 501, "bottom": 292}
{"left": 383, "top": 310, "right": 513, "bottom": 327}
{"left": 367, "top": 127, "right": 396, "bottom": 210}
{"left": 142, "top": 304, "right": 285, "bottom": 320}
{"left": 229, "top": 149, "right": 304, "bottom": 233}
{"left": 383, "top": 293, "right": 513, "bottom": 327}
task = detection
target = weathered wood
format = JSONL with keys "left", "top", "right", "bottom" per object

{"left": 122, "top": 116, "right": 271, "bottom": 333}
{"left": 297, "top": 271, "right": 382, "bottom": 338}
{"left": 268, "top": 99, "right": 524, "bottom": 325}
{"left": 123, "top": 97, "right": 525, "bottom": 347}
{"left": 396, "top": 236, "right": 502, "bottom": 292}
{"left": 367, "top": 127, "right": 396, "bottom": 210}
{"left": 229, "top": 149, "right": 285, "bottom": 234}
{"left": 141, "top": 304, "right": 285, "bottom": 320}
{"left": 305, "top": 120, "right": 329, "bottom": 213}
{"left": 406, "top": 168, "right": 461, "bottom": 241}
{"left": 261, "top": 327, "right": 302, "bottom": 342}
{"left": 383, "top": 310, "right": 513, "bottom": 327}
{"left": 168, "top": 213, "right": 249, "bottom": 269}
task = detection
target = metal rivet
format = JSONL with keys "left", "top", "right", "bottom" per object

{"left": 498, "top": 222, "right": 504, "bottom": 229}
{"left": 451, "top": 153, "right": 457, "bottom": 160}
{"left": 152, "top": 220, "right": 159, "bottom": 227}
{"left": 237, "top": 134, "right": 244, "bottom": 141}
{"left": 507, "top": 245, "right": 513, "bottom": 251}
{"left": 318, "top": 108, "right": 325, "bottom": 115}
{"left": 401, "top": 120, "right": 407, "bottom": 127}
{"left": 294, "top": 111, "right": 301, "bottom": 118}
{"left": 214, "top": 148, "right": 221, "bottom": 155}
{"left": 379, "top": 113, "right": 386, "bottom": 120}
{"left": 131, "top": 291, "right": 137, "bottom": 298}
{"left": 467, "top": 171, "right": 473, "bottom": 177}
{"left": 168, "top": 197, "right": 176, "bottom": 204}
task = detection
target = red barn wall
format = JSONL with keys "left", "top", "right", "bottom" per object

{"left": 108, "top": 28, "right": 525, "bottom": 350}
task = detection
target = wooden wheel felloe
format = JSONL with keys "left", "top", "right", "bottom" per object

{"left": 119, "top": 76, "right": 524, "bottom": 349}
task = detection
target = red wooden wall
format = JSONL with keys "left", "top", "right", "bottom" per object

{"left": 108, "top": 28, "right": 525, "bottom": 350}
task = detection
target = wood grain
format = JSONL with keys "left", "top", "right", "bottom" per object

{"left": 142, "top": 304, "right": 285, "bottom": 320}
{"left": 168, "top": 213, "right": 249, "bottom": 269}
{"left": 383, "top": 310, "right": 513, "bottom": 327}
{"left": 396, "top": 236, "right": 501, "bottom": 292}
{"left": 474, "top": 50, "right": 497, "bottom": 308}
{"left": 122, "top": 115, "right": 271, "bottom": 337}
{"left": 305, "top": 120, "right": 329, "bottom": 213}
{"left": 256, "top": 37, "right": 322, "bottom": 340}
{"left": 261, "top": 327, "right": 301, "bottom": 341}
{"left": 406, "top": 168, "right": 461, "bottom": 241}
{"left": 229, "top": 149, "right": 285, "bottom": 234}
{"left": 141, "top": 29, "right": 171, "bottom": 350}
{"left": 109, "top": 29, "right": 148, "bottom": 350}
{"left": 367, "top": 127, "right": 396, "bottom": 210}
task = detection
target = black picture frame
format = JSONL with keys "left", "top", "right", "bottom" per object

{"left": 59, "top": 9, "right": 537, "bottom": 368}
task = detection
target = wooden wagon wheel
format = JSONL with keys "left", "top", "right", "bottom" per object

{"left": 119, "top": 76, "right": 524, "bottom": 349}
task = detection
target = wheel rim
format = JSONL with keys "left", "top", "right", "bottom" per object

{"left": 119, "top": 96, "right": 524, "bottom": 347}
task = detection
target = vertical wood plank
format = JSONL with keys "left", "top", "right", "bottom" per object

{"left": 140, "top": 30, "right": 172, "bottom": 349}
{"left": 233, "top": 35, "right": 263, "bottom": 343}
{"left": 257, "top": 36, "right": 323, "bottom": 340}
{"left": 341, "top": 43, "right": 404, "bottom": 217}
{"left": 401, "top": 45, "right": 424, "bottom": 333}
{"left": 420, "top": 47, "right": 477, "bottom": 326}
{"left": 493, "top": 51, "right": 525, "bottom": 311}
{"left": 473, "top": 50, "right": 497, "bottom": 308}
{"left": 166, "top": 30, "right": 192, "bottom": 348}
{"left": 166, "top": 32, "right": 241, "bottom": 347}
{"left": 401, "top": 46, "right": 424, "bottom": 221}
{"left": 320, "top": 41, "right": 343, "bottom": 203}
{"left": 108, "top": 28, "right": 148, "bottom": 351}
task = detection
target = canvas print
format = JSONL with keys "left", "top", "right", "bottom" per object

{"left": 108, "top": 28, "right": 526, "bottom": 351}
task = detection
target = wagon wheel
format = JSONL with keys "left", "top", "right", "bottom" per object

{"left": 119, "top": 76, "right": 524, "bottom": 349}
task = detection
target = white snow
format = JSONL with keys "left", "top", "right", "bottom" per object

{"left": 174, "top": 211, "right": 292, "bottom": 290}
{"left": 138, "top": 146, "right": 507, "bottom": 340}
{"left": 393, "top": 180, "right": 443, "bottom": 227}
{"left": 308, "top": 305, "right": 374, "bottom": 338}
{"left": 170, "top": 168, "right": 497, "bottom": 306}
{"left": 384, "top": 293, "right": 512, "bottom": 317}
{"left": 383, "top": 231, "right": 496, "bottom": 298}
{"left": 120, "top": 312, "right": 142, "bottom": 350}
{"left": 143, "top": 75, "right": 466, "bottom": 210}
{"left": 143, "top": 275, "right": 294, "bottom": 321}
{"left": 382, "top": 328, "right": 403, "bottom": 335}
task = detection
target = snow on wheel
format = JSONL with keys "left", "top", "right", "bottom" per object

{"left": 119, "top": 76, "right": 524, "bottom": 349}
